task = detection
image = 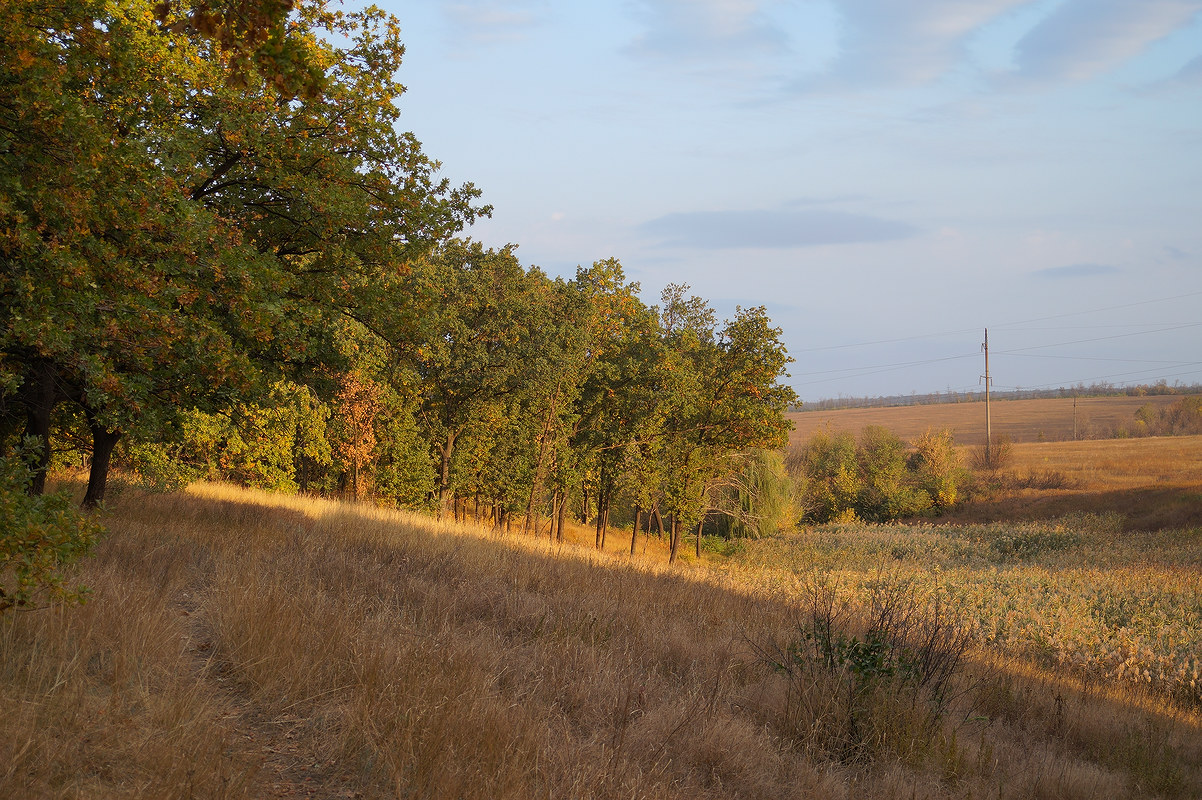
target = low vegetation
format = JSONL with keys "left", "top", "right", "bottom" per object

{"left": 0, "top": 449, "right": 100, "bottom": 613}
{"left": 2, "top": 481, "right": 1200, "bottom": 799}
{"left": 788, "top": 426, "right": 967, "bottom": 523}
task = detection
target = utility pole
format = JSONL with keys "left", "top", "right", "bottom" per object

{"left": 982, "top": 328, "right": 992, "bottom": 466}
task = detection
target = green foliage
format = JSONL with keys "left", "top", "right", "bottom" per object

{"left": 909, "top": 428, "right": 966, "bottom": 509}
{"left": 0, "top": 445, "right": 101, "bottom": 613}
{"left": 1, "top": 0, "right": 484, "bottom": 506}
{"left": 0, "top": 0, "right": 799, "bottom": 558}
{"left": 711, "top": 448, "right": 797, "bottom": 538}
{"left": 794, "top": 426, "right": 963, "bottom": 523}
{"left": 129, "top": 381, "right": 331, "bottom": 494}
{"left": 372, "top": 390, "right": 434, "bottom": 509}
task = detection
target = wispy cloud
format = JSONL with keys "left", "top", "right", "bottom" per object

{"left": 1170, "top": 52, "right": 1202, "bottom": 84}
{"left": 443, "top": 1, "right": 547, "bottom": 46}
{"left": 1032, "top": 263, "right": 1122, "bottom": 279}
{"left": 792, "top": 0, "right": 1034, "bottom": 90}
{"left": 781, "top": 0, "right": 1202, "bottom": 92}
{"left": 1011, "top": 0, "right": 1202, "bottom": 84}
{"left": 639, "top": 208, "right": 917, "bottom": 249}
{"left": 624, "top": 0, "right": 789, "bottom": 60}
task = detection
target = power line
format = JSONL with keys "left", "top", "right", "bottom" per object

{"left": 992, "top": 290, "right": 1202, "bottom": 329}
{"left": 994, "top": 322, "right": 1202, "bottom": 354}
{"left": 791, "top": 291, "right": 1202, "bottom": 355}
{"left": 791, "top": 354, "right": 978, "bottom": 387}
{"left": 998, "top": 353, "right": 1202, "bottom": 366}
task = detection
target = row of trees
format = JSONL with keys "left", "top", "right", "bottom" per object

{"left": 1, "top": 0, "right": 797, "bottom": 576}
{"left": 128, "top": 257, "right": 797, "bottom": 562}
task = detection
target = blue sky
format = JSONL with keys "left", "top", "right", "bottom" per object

{"left": 377, "top": 0, "right": 1202, "bottom": 401}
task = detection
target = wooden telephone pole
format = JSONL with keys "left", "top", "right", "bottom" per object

{"left": 983, "top": 328, "right": 992, "bottom": 466}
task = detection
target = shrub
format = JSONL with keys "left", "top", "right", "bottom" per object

{"left": 0, "top": 444, "right": 102, "bottom": 613}
{"left": 791, "top": 426, "right": 963, "bottom": 523}
{"left": 856, "top": 426, "right": 931, "bottom": 521}
{"left": 969, "top": 433, "right": 1013, "bottom": 471}
{"left": 909, "top": 428, "right": 966, "bottom": 509}
{"left": 753, "top": 576, "right": 973, "bottom": 764}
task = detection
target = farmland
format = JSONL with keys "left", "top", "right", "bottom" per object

{"left": 788, "top": 395, "right": 1202, "bottom": 532}
{"left": 787, "top": 394, "right": 1192, "bottom": 446}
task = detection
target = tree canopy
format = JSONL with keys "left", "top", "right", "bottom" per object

{"left": 1, "top": 0, "right": 798, "bottom": 570}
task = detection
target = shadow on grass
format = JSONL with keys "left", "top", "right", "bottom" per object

{"left": 941, "top": 485, "right": 1202, "bottom": 532}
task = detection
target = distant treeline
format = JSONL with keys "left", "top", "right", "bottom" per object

{"left": 798, "top": 381, "right": 1202, "bottom": 412}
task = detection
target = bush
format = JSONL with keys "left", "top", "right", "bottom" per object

{"left": 0, "top": 445, "right": 102, "bottom": 613}
{"left": 791, "top": 426, "right": 963, "bottom": 523}
{"left": 753, "top": 576, "right": 973, "bottom": 764}
{"left": 909, "top": 428, "right": 966, "bottom": 509}
{"left": 969, "top": 433, "right": 1013, "bottom": 471}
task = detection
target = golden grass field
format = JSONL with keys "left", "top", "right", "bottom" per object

{"left": 788, "top": 395, "right": 1202, "bottom": 532}
{"left": 787, "top": 394, "right": 1191, "bottom": 446}
{"left": 3, "top": 477, "right": 1201, "bottom": 799}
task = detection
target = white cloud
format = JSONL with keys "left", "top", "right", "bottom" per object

{"left": 639, "top": 207, "right": 917, "bottom": 248}
{"left": 799, "top": 0, "right": 1035, "bottom": 89}
{"left": 625, "top": 0, "right": 789, "bottom": 60}
{"left": 1012, "top": 0, "right": 1202, "bottom": 83}
{"left": 443, "top": 1, "right": 546, "bottom": 46}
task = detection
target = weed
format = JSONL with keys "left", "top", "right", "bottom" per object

{"left": 753, "top": 575, "right": 973, "bottom": 764}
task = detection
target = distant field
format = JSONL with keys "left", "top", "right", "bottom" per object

{"left": 938, "top": 435, "right": 1202, "bottom": 531}
{"left": 787, "top": 394, "right": 1193, "bottom": 446}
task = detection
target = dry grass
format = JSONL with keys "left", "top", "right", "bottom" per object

{"left": 946, "top": 436, "right": 1202, "bottom": 531}
{"left": 3, "top": 481, "right": 1201, "bottom": 798}
{"left": 788, "top": 395, "right": 1194, "bottom": 446}
{"left": 1002, "top": 437, "right": 1202, "bottom": 490}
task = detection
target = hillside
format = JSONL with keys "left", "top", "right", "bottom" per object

{"left": 3, "top": 481, "right": 1200, "bottom": 799}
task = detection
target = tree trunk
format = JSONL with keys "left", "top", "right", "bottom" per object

{"left": 595, "top": 491, "right": 603, "bottom": 549}
{"left": 630, "top": 505, "right": 641, "bottom": 556}
{"left": 549, "top": 490, "right": 562, "bottom": 541}
{"left": 668, "top": 516, "right": 680, "bottom": 564}
{"left": 653, "top": 505, "right": 665, "bottom": 539}
{"left": 695, "top": 517, "right": 704, "bottom": 558}
{"left": 20, "top": 359, "right": 63, "bottom": 496}
{"left": 436, "top": 431, "right": 456, "bottom": 520}
{"left": 556, "top": 493, "right": 567, "bottom": 543}
{"left": 82, "top": 421, "right": 121, "bottom": 510}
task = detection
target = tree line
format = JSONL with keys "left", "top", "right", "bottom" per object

{"left": 802, "top": 380, "right": 1202, "bottom": 411}
{"left": 1, "top": 0, "right": 797, "bottom": 608}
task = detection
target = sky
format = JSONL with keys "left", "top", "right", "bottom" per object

{"left": 375, "top": 0, "right": 1202, "bottom": 402}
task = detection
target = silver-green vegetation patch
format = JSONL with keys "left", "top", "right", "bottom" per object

{"left": 721, "top": 513, "right": 1202, "bottom": 706}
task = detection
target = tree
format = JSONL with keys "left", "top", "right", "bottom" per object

{"left": 0, "top": 1, "right": 485, "bottom": 507}
{"left": 400, "top": 241, "right": 542, "bottom": 517}
{"left": 653, "top": 288, "right": 797, "bottom": 562}
{"left": 566, "top": 260, "right": 660, "bottom": 548}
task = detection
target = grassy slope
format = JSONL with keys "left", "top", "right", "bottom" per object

{"left": 3, "top": 482, "right": 1201, "bottom": 799}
